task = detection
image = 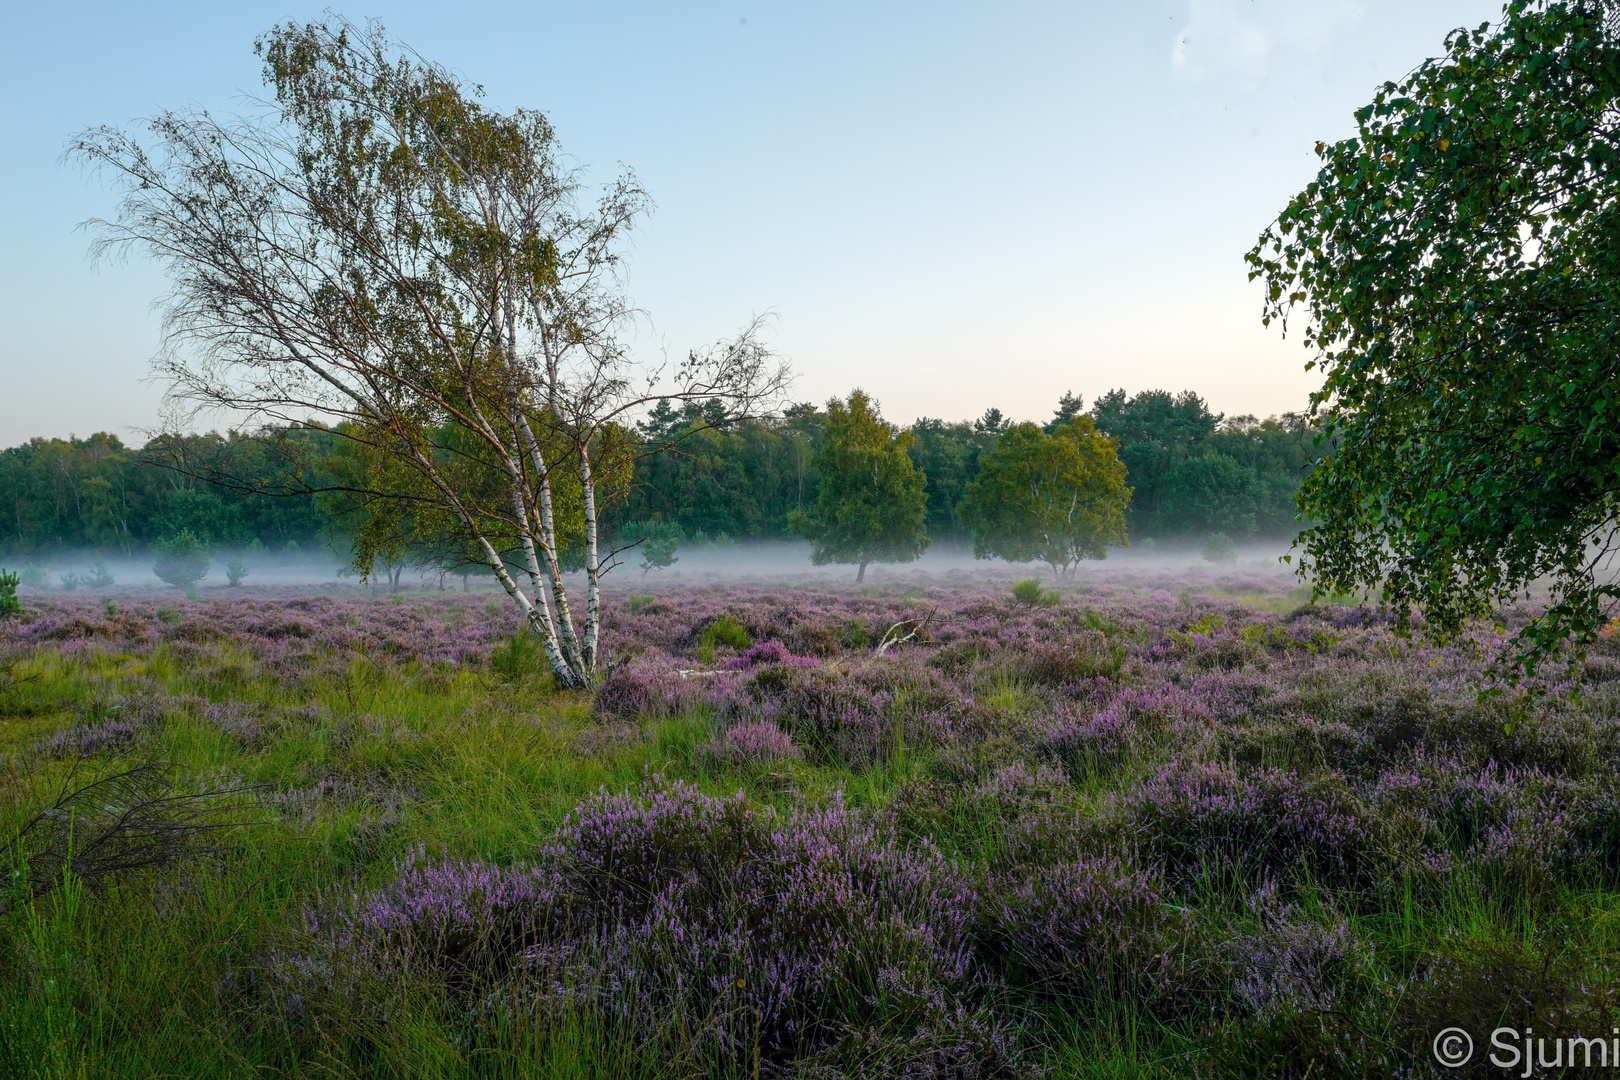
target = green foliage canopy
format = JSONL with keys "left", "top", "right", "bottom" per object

{"left": 1247, "top": 0, "right": 1620, "bottom": 674}
{"left": 152, "top": 530, "right": 210, "bottom": 589}
{"left": 960, "top": 418, "right": 1131, "bottom": 576}
{"left": 1089, "top": 390, "right": 1312, "bottom": 539}
{"left": 0, "top": 388, "right": 1314, "bottom": 563}
{"left": 789, "top": 391, "right": 930, "bottom": 582}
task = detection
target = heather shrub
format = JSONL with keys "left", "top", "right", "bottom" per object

{"left": 1127, "top": 761, "right": 1371, "bottom": 886}
{"left": 985, "top": 854, "right": 1185, "bottom": 1004}
{"left": 280, "top": 779, "right": 1030, "bottom": 1074}
{"left": 886, "top": 764, "right": 1079, "bottom": 860}
{"left": 1164, "top": 618, "right": 1262, "bottom": 671}
{"left": 928, "top": 639, "right": 984, "bottom": 678}
{"left": 593, "top": 665, "right": 705, "bottom": 719}
{"left": 39, "top": 691, "right": 200, "bottom": 758}
{"left": 1197, "top": 888, "right": 1394, "bottom": 1077}
{"left": 722, "top": 639, "right": 819, "bottom": 671}
{"left": 1218, "top": 713, "right": 1369, "bottom": 775}
{"left": 201, "top": 698, "right": 267, "bottom": 745}
{"left": 739, "top": 662, "right": 959, "bottom": 768}
{"left": 695, "top": 720, "right": 803, "bottom": 770}
{"left": 1393, "top": 936, "right": 1612, "bottom": 1070}
{"left": 1039, "top": 704, "right": 1136, "bottom": 776}
{"left": 1228, "top": 886, "right": 1383, "bottom": 1018}
{"left": 1016, "top": 633, "right": 1123, "bottom": 685}
{"left": 786, "top": 620, "right": 843, "bottom": 657}
{"left": 754, "top": 671, "right": 890, "bottom": 767}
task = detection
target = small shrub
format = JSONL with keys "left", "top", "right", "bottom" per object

{"left": 1128, "top": 760, "right": 1370, "bottom": 885}
{"left": 1207, "top": 892, "right": 1391, "bottom": 1079}
{"left": 1041, "top": 705, "right": 1135, "bottom": 773}
{"left": 696, "top": 720, "right": 804, "bottom": 769}
{"left": 1202, "top": 532, "right": 1239, "bottom": 565}
{"left": 739, "top": 663, "right": 966, "bottom": 769}
{"left": 278, "top": 779, "right": 1024, "bottom": 1073}
{"left": 0, "top": 569, "right": 20, "bottom": 617}
{"left": 153, "top": 530, "right": 211, "bottom": 589}
{"left": 19, "top": 565, "right": 45, "bottom": 588}
{"left": 39, "top": 694, "right": 194, "bottom": 758}
{"left": 593, "top": 666, "right": 701, "bottom": 719}
{"left": 722, "top": 640, "right": 819, "bottom": 671}
{"left": 986, "top": 855, "right": 1180, "bottom": 1002}
{"left": 87, "top": 557, "right": 115, "bottom": 589}
{"left": 627, "top": 593, "right": 654, "bottom": 613}
{"left": 1392, "top": 936, "right": 1610, "bottom": 1070}
{"left": 60, "top": 572, "right": 83, "bottom": 592}
{"left": 697, "top": 614, "right": 751, "bottom": 663}
{"left": 641, "top": 533, "right": 678, "bottom": 572}
{"left": 226, "top": 557, "right": 250, "bottom": 587}
{"left": 1019, "top": 634, "right": 1123, "bottom": 685}
{"left": 1010, "top": 579, "right": 1059, "bottom": 607}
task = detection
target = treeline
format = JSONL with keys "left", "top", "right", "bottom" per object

{"left": 0, "top": 390, "right": 1315, "bottom": 556}
{"left": 624, "top": 390, "right": 1316, "bottom": 546}
{"left": 0, "top": 432, "right": 330, "bottom": 555}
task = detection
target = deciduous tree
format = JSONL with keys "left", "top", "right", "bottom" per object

{"left": 72, "top": 18, "right": 785, "bottom": 687}
{"left": 789, "top": 391, "right": 928, "bottom": 582}
{"left": 961, "top": 419, "right": 1130, "bottom": 577}
{"left": 1247, "top": 0, "right": 1620, "bottom": 675}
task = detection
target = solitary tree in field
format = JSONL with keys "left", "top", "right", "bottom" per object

{"left": 72, "top": 19, "right": 786, "bottom": 688}
{"left": 960, "top": 418, "right": 1130, "bottom": 577}
{"left": 1247, "top": 0, "right": 1620, "bottom": 676}
{"left": 789, "top": 391, "right": 929, "bottom": 582}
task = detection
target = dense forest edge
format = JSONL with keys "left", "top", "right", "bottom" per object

{"left": 0, "top": 388, "right": 1315, "bottom": 566}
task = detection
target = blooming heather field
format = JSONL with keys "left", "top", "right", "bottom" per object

{"left": 3, "top": 567, "right": 1619, "bottom": 1077}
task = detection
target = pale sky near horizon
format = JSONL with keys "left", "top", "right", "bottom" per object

{"left": 0, "top": 0, "right": 1505, "bottom": 447}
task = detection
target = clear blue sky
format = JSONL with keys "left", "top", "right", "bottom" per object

{"left": 0, "top": 0, "right": 1504, "bottom": 446}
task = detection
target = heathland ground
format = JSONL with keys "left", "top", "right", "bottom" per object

{"left": 2, "top": 563, "right": 1615, "bottom": 1078}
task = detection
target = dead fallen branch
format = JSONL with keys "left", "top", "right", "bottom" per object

{"left": 875, "top": 608, "right": 937, "bottom": 656}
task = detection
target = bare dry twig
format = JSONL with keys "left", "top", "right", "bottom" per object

{"left": 5, "top": 762, "right": 258, "bottom": 902}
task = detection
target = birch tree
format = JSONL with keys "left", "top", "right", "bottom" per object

{"left": 1247, "top": 0, "right": 1620, "bottom": 676}
{"left": 70, "top": 18, "right": 787, "bottom": 687}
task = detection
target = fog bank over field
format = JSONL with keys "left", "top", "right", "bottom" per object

{"left": 3, "top": 538, "right": 1301, "bottom": 598}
